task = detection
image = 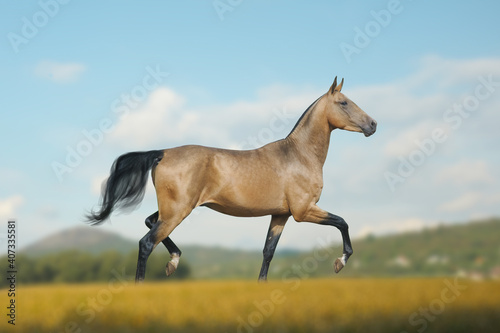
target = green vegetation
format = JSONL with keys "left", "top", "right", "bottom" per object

{"left": 266, "top": 217, "right": 500, "bottom": 280}
{"left": 186, "top": 217, "right": 500, "bottom": 280}
{"left": 311, "top": 217, "right": 500, "bottom": 278}
{"left": 0, "top": 250, "right": 190, "bottom": 287}
{"left": 3, "top": 217, "right": 499, "bottom": 285}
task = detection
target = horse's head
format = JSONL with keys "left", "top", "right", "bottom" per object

{"left": 324, "top": 77, "right": 377, "bottom": 137}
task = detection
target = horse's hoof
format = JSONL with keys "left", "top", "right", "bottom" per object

{"left": 165, "top": 262, "right": 177, "bottom": 277}
{"left": 165, "top": 254, "right": 180, "bottom": 277}
{"left": 334, "top": 258, "right": 344, "bottom": 273}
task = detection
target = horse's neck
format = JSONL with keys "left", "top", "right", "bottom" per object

{"left": 286, "top": 98, "right": 332, "bottom": 166}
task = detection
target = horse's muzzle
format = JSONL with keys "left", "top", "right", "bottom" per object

{"left": 363, "top": 119, "right": 377, "bottom": 137}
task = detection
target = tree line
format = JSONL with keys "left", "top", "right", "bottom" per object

{"left": 0, "top": 250, "right": 191, "bottom": 287}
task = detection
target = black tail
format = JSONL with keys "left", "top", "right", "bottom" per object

{"left": 87, "top": 150, "right": 164, "bottom": 225}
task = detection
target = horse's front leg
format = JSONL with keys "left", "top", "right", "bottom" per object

{"left": 293, "top": 205, "right": 353, "bottom": 273}
{"left": 258, "top": 214, "right": 289, "bottom": 282}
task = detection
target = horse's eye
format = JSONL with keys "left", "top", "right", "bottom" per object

{"left": 340, "top": 101, "right": 347, "bottom": 106}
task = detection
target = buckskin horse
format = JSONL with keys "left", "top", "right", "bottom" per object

{"left": 87, "top": 77, "right": 377, "bottom": 283}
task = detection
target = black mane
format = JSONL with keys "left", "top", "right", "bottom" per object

{"left": 286, "top": 95, "right": 322, "bottom": 138}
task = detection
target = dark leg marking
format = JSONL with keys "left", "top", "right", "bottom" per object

{"left": 258, "top": 215, "right": 289, "bottom": 282}
{"left": 144, "top": 211, "right": 181, "bottom": 277}
{"left": 136, "top": 221, "right": 159, "bottom": 283}
{"left": 320, "top": 213, "right": 353, "bottom": 273}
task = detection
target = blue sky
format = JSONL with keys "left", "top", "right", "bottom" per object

{"left": 1, "top": 0, "right": 500, "bottom": 251}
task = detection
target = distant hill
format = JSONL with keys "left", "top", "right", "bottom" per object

{"left": 23, "top": 226, "right": 136, "bottom": 256}
{"left": 21, "top": 226, "right": 277, "bottom": 279}
{"left": 19, "top": 217, "right": 500, "bottom": 280}
{"left": 180, "top": 245, "right": 302, "bottom": 279}
{"left": 280, "top": 217, "right": 500, "bottom": 280}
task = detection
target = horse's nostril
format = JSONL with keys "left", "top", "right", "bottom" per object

{"left": 371, "top": 120, "right": 377, "bottom": 128}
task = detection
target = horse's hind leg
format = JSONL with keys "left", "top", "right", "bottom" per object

{"left": 145, "top": 211, "right": 182, "bottom": 276}
{"left": 258, "top": 214, "right": 289, "bottom": 282}
{"left": 136, "top": 221, "right": 159, "bottom": 283}
{"left": 136, "top": 213, "right": 184, "bottom": 283}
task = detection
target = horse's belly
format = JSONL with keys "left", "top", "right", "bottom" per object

{"left": 202, "top": 201, "right": 289, "bottom": 217}
{"left": 200, "top": 183, "right": 290, "bottom": 217}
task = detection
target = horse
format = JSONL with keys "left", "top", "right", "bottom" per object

{"left": 87, "top": 76, "right": 377, "bottom": 283}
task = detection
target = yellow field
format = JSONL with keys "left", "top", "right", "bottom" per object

{"left": 2, "top": 278, "right": 500, "bottom": 332}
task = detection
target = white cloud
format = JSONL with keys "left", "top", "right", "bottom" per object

{"left": 357, "top": 218, "right": 428, "bottom": 238}
{"left": 383, "top": 121, "right": 450, "bottom": 157}
{"left": 439, "top": 192, "right": 483, "bottom": 213}
{"left": 35, "top": 60, "right": 86, "bottom": 83}
{"left": 36, "top": 205, "right": 60, "bottom": 219}
{"left": 109, "top": 85, "right": 320, "bottom": 150}
{"left": 351, "top": 55, "right": 500, "bottom": 127}
{"left": 437, "top": 160, "right": 494, "bottom": 186}
{"left": 439, "top": 191, "right": 500, "bottom": 214}
{"left": 109, "top": 87, "right": 198, "bottom": 149}
{"left": 0, "top": 195, "right": 24, "bottom": 218}
{"left": 345, "top": 58, "right": 500, "bottom": 161}
{"left": 406, "top": 55, "right": 500, "bottom": 89}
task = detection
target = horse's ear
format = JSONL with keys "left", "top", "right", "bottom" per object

{"left": 329, "top": 76, "right": 338, "bottom": 94}
{"left": 335, "top": 78, "right": 344, "bottom": 92}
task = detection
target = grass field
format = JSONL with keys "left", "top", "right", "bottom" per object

{"left": 2, "top": 278, "right": 499, "bottom": 333}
